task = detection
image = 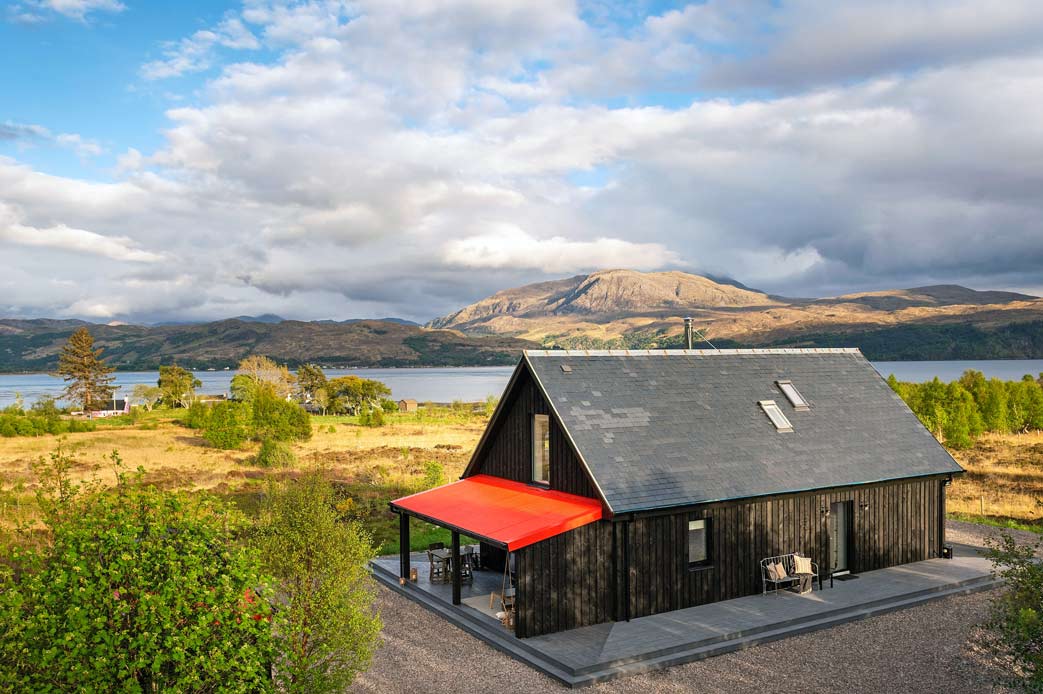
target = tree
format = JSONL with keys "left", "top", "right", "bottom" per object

{"left": 131, "top": 383, "right": 163, "bottom": 411}
{"left": 313, "top": 388, "right": 330, "bottom": 416}
{"left": 56, "top": 327, "right": 114, "bottom": 413}
{"left": 0, "top": 448, "right": 273, "bottom": 691}
{"left": 296, "top": 364, "right": 327, "bottom": 402}
{"left": 158, "top": 364, "right": 202, "bottom": 408}
{"left": 204, "top": 402, "right": 253, "bottom": 449}
{"left": 980, "top": 378, "right": 1011, "bottom": 433}
{"left": 252, "top": 389, "right": 312, "bottom": 442}
{"left": 237, "top": 355, "right": 296, "bottom": 401}
{"left": 255, "top": 473, "right": 381, "bottom": 692}
{"left": 326, "top": 376, "right": 391, "bottom": 415}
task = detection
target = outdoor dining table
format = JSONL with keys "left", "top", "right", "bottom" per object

{"left": 430, "top": 546, "right": 480, "bottom": 581}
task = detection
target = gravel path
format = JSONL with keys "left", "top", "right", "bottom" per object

{"left": 351, "top": 521, "right": 1022, "bottom": 693}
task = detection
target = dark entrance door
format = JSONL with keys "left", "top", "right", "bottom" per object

{"left": 829, "top": 501, "right": 852, "bottom": 574}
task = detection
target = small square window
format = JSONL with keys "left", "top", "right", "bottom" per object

{"left": 688, "top": 519, "right": 711, "bottom": 567}
{"left": 777, "top": 380, "right": 810, "bottom": 410}
{"left": 759, "top": 400, "right": 794, "bottom": 432}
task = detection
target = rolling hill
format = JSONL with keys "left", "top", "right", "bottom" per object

{"left": 428, "top": 269, "right": 1043, "bottom": 359}
{"left": 0, "top": 318, "right": 532, "bottom": 372}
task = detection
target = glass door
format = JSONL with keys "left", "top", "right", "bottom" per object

{"left": 829, "top": 501, "right": 851, "bottom": 573}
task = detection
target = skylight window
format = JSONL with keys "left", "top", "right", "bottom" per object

{"left": 759, "top": 400, "right": 794, "bottom": 432}
{"left": 776, "top": 380, "right": 810, "bottom": 410}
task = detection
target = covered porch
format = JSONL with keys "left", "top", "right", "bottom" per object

{"left": 388, "top": 474, "right": 604, "bottom": 614}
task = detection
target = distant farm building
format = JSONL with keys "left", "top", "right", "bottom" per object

{"left": 398, "top": 398, "right": 418, "bottom": 413}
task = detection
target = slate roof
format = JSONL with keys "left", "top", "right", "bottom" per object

{"left": 522, "top": 348, "right": 963, "bottom": 514}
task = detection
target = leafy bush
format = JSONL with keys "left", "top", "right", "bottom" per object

{"left": 380, "top": 398, "right": 398, "bottom": 414}
{"left": 983, "top": 530, "right": 1043, "bottom": 688}
{"left": 203, "top": 402, "right": 253, "bottom": 449}
{"left": 0, "top": 409, "right": 93, "bottom": 438}
{"left": 254, "top": 439, "right": 297, "bottom": 468}
{"left": 0, "top": 449, "right": 274, "bottom": 692}
{"left": 421, "top": 461, "right": 445, "bottom": 489}
{"left": 184, "top": 400, "right": 211, "bottom": 429}
{"left": 254, "top": 473, "right": 381, "bottom": 692}
{"left": 252, "top": 390, "right": 312, "bottom": 442}
{"left": 357, "top": 406, "right": 385, "bottom": 428}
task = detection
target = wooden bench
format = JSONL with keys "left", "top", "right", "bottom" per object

{"left": 760, "top": 553, "right": 820, "bottom": 596}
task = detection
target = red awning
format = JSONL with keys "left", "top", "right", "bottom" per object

{"left": 390, "top": 474, "right": 604, "bottom": 551}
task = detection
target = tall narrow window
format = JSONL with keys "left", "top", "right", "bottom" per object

{"left": 532, "top": 414, "right": 550, "bottom": 484}
{"left": 688, "top": 519, "right": 711, "bottom": 567}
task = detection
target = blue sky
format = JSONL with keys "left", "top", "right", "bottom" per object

{"left": 2, "top": 1, "right": 1043, "bottom": 323}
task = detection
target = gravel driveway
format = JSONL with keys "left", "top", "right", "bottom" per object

{"left": 351, "top": 521, "right": 1024, "bottom": 693}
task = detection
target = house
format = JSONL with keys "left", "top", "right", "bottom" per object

{"left": 398, "top": 398, "right": 418, "bottom": 413}
{"left": 93, "top": 396, "right": 131, "bottom": 418}
{"left": 390, "top": 348, "right": 964, "bottom": 638}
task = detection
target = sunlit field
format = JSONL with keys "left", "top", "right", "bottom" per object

{"left": 3, "top": 408, "right": 1042, "bottom": 551}
{"left": 948, "top": 430, "right": 1043, "bottom": 531}
{"left": 0, "top": 407, "right": 488, "bottom": 552}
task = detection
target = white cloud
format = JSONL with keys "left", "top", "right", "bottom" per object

{"left": 0, "top": 217, "right": 162, "bottom": 264}
{"left": 1, "top": 121, "right": 104, "bottom": 158}
{"left": 442, "top": 225, "right": 681, "bottom": 274}
{"left": 141, "top": 17, "right": 260, "bottom": 80}
{"left": 8, "top": 0, "right": 124, "bottom": 22}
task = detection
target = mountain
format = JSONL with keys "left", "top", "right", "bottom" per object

{"left": 428, "top": 269, "right": 1043, "bottom": 359}
{"left": 0, "top": 318, "right": 532, "bottom": 372}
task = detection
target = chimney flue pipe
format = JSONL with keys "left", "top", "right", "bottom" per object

{"left": 684, "top": 316, "right": 694, "bottom": 350}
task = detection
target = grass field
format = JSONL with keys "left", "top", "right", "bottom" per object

{"left": 0, "top": 407, "right": 488, "bottom": 553}
{"left": 948, "top": 430, "right": 1043, "bottom": 531}
{"left": 2, "top": 408, "right": 1041, "bottom": 553}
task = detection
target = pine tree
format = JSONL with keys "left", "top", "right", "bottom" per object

{"left": 56, "top": 327, "right": 114, "bottom": 413}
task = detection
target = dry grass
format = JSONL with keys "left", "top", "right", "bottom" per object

{"left": 0, "top": 412, "right": 487, "bottom": 536}
{"left": 949, "top": 431, "right": 1043, "bottom": 526}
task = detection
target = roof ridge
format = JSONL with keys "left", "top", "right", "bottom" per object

{"left": 524, "top": 347, "right": 862, "bottom": 357}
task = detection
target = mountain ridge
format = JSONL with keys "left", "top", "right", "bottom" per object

{"left": 427, "top": 269, "right": 1043, "bottom": 355}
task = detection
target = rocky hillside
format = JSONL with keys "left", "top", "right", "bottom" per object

{"left": 428, "top": 270, "right": 1043, "bottom": 359}
{"left": 0, "top": 318, "right": 533, "bottom": 372}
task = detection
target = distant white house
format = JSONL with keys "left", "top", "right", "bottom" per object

{"left": 92, "top": 396, "right": 131, "bottom": 418}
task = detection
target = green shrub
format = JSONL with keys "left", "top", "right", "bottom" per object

{"left": 255, "top": 473, "right": 380, "bottom": 692}
{"left": 0, "top": 419, "right": 15, "bottom": 437}
{"left": 421, "top": 461, "right": 445, "bottom": 489}
{"left": 204, "top": 402, "right": 253, "bottom": 449}
{"left": 358, "top": 406, "right": 385, "bottom": 428}
{"left": 380, "top": 398, "right": 398, "bottom": 414}
{"left": 984, "top": 530, "right": 1043, "bottom": 688}
{"left": 184, "top": 400, "right": 211, "bottom": 429}
{"left": 0, "top": 449, "right": 274, "bottom": 692}
{"left": 254, "top": 439, "right": 296, "bottom": 468}
{"left": 252, "top": 391, "right": 311, "bottom": 442}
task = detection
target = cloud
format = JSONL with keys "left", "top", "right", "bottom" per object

{"left": 7, "top": 0, "right": 124, "bottom": 22}
{"left": 3, "top": 1, "right": 1043, "bottom": 322}
{"left": 1, "top": 121, "right": 104, "bottom": 158}
{"left": 0, "top": 203, "right": 162, "bottom": 262}
{"left": 141, "top": 17, "right": 260, "bottom": 80}
{"left": 443, "top": 225, "right": 680, "bottom": 274}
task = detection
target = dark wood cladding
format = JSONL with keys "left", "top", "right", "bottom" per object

{"left": 469, "top": 368, "right": 598, "bottom": 499}
{"left": 514, "top": 475, "right": 947, "bottom": 637}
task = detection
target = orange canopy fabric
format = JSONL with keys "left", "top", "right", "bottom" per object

{"left": 390, "top": 474, "right": 604, "bottom": 551}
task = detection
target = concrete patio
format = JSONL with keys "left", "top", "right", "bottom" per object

{"left": 371, "top": 544, "right": 1000, "bottom": 688}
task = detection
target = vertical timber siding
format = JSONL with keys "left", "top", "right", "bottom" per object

{"left": 515, "top": 475, "right": 947, "bottom": 637}
{"left": 468, "top": 368, "right": 598, "bottom": 499}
